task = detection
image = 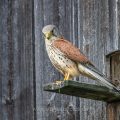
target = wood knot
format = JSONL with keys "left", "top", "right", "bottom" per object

{"left": 5, "top": 98, "right": 14, "bottom": 105}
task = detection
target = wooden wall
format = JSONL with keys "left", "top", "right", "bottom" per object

{"left": 0, "top": 0, "right": 120, "bottom": 120}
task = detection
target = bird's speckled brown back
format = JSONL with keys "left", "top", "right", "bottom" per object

{"left": 52, "top": 39, "right": 92, "bottom": 64}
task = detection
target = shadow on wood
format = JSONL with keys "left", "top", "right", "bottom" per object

{"left": 44, "top": 80, "right": 120, "bottom": 102}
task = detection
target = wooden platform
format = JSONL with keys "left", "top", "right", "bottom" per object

{"left": 44, "top": 80, "right": 120, "bottom": 102}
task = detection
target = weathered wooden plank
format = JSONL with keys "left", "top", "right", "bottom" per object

{"left": 13, "top": 1, "right": 35, "bottom": 120}
{"left": 106, "top": 1, "right": 120, "bottom": 120}
{"left": 0, "top": 0, "right": 15, "bottom": 119}
{"left": 0, "top": 1, "right": 10, "bottom": 119}
{"left": 0, "top": 0, "right": 35, "bottom": 120}
{"left": 44, "top": 80, "right": 120, "bottom": 102}
{"left": 107, "top": 53, "right": 120, "bottom": 120}
{"left": 80, "top": 0, "right": 107, "bottom": 120}
{"left": 118, "top": 0, "right": 120, "bottom": 50}
{"left": 34, "top": 0, "right": 45, "bottom": 119}
{"left": 106, "top": 0, "right": 119, "bottom": 54}
{"left": 34, "top": 0, "right": 63, "bottom": 119}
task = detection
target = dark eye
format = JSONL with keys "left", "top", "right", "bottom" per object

{"left": 52, "top": 28, "right": 58, "bottom": 37}
{"left": 52, "top": 28, "right": 55, "bottom": 34}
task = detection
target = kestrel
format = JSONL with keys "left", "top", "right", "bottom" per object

{"left": 42, "top": 24, "right": 119, "bottom": 92}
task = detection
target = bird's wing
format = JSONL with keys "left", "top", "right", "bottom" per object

{"left": 52, "top": 39, "right": 93, "bottom": 64}
{"left": 52, "top": 39, "right": 105, "bottom": 77}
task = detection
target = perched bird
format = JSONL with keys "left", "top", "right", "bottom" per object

{"left": 42, "top": 24, "right": 119, "bottom": 92}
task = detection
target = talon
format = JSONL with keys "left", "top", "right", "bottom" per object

{"left": 54, "top": 80, "right": 63, "bottom": 85}
{"left": 64, "top": 73, "right": 70, "bottom": 80}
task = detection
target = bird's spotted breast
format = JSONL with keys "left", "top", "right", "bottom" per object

{"left": 46, "top": 45, "right": 80, "bottom": 77}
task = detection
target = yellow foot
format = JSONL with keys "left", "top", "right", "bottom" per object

{"left": 64, "top": 73, "right": 70, "bottom": 81}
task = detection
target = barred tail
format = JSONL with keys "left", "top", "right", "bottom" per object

{"left": 78, "top": 63, "right": 120, "bottom": 93}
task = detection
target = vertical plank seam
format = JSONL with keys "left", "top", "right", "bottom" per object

{"left": 7, "top": 1, "right": 14, "bottom": 120}
{"left": 32, "top": 0, "right": 36, "bottom": 119}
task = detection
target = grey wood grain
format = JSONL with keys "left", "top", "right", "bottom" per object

{"left": 107, "top": 0, "right": 118, "bottom": 54}
{"left": 118, "top": 0, "right": 120, "bottom": 49}
{"left": 107, "top": 53, "right": 120, "bottom": 120}
{"left": 0, "top": 0, "right": 35, "bottom": 120}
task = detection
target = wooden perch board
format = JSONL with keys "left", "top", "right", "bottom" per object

{"left": 44, "top": 80, "right": 120, "bottom": 102}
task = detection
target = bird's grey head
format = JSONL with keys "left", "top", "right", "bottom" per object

{"left": 42, "top": 25, "right": 62, "bottom": 40}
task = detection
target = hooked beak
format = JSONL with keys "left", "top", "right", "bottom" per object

{"left": 44, "top": 32, "right": 52, "bottom": 39}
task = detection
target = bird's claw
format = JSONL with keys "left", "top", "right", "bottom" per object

{"left": 54, "top": 80, "right": 63, "bottom": 85}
